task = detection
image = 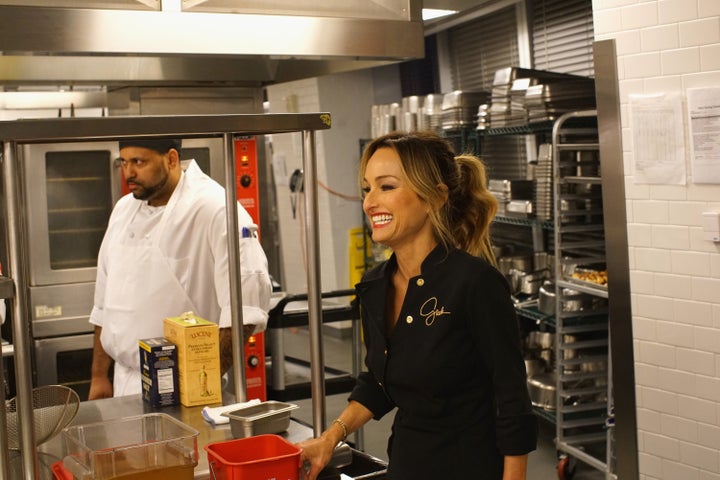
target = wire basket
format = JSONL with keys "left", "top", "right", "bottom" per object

{"left": 5, "top": 384, "right": 80, "bottom": 449}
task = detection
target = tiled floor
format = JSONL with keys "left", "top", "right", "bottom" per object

{"left": 271, "top": 327, "right": 607, "bottom": 480}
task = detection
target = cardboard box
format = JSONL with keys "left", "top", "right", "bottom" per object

{"left": 163, "top": 313, "right": 222, "bottom": 407}
{"left": 139, "top": 337, "right": 179, "bottom": 408}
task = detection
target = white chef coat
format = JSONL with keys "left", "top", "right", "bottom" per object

{"left": 90, "top": 160, "right": 271, "bottom": 395}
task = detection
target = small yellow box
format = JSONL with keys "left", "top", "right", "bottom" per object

{"left": 163, "top": 312, "right": 222, "bottom": 407}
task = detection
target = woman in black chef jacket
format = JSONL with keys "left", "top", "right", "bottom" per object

{"left": 298, "top": 131, "right": 537, "bottom": 480}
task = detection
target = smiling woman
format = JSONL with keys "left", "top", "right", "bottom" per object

{"left": 297, "top": 131, "right": 537, "bottom": 480}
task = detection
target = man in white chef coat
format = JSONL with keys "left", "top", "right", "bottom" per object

{"left": 88, "top": 138, "right": 272, "bottom": 398}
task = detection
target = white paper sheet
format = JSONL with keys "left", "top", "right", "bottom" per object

{"left": 629, "top": 92, "right": 686, "bottom": 185}
{"left": 687, "top": 86, "right": 720, "bottom": 184}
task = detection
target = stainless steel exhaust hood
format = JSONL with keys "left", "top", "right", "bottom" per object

{"left": 0, "top": 2, "right": 424, "bottom": 87}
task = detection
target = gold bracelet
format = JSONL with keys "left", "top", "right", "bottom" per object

{"left": 332, "top": 418, "right": 348, "bottom": 442}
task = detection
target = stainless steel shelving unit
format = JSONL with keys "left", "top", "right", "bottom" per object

{"left": 0, "top": 113, "right": 331, "bottom": 480}
{"left": 552, "top": 110, "right": 615, "bottom": 480}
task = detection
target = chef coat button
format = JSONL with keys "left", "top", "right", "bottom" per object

{"left": 416, "top": 278, "right": 424, "bottom": 286}
{"left": 384, "top": 348, "right": 388, "bottom": 355}
{"left": 406, "top": 315, "right": 413, "bottom": 324}
{"left": 129, "top": 232, "right": 135, "bottom": 238}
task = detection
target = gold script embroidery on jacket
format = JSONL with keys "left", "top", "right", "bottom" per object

{"left": 420, "top": 297, "right": 451, "bottom": 326}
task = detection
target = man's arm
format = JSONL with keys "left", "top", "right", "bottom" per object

{"left": 219, "top": 324, "right": 256, "bottom": 374}
{"left": 88, "top": 326, "right": 113, "bottom": 400}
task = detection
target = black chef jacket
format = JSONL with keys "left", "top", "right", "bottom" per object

{"left": 349, "top": 245, "right": 537, "bottom": 480}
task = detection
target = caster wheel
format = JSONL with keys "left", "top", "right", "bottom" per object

{"left": 557, "top": 454, "right": 576, "bottom": 480}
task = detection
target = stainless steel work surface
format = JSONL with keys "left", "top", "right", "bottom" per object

{"left": 38, "top": 394, "right": 315, "bottom": 479}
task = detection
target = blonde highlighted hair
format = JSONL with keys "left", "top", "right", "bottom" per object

{"left": 359, "top": 131, "right": 498, "bottom": 266}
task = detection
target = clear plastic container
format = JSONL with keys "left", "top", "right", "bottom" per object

{"left": 61, "top": 413, "right": 199, "bottom": 480}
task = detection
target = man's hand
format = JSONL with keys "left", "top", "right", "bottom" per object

{"left": 88, "top": 376, "right": 113, "bottom": 400}
{"left": 89, "top": 326, "right": 114, "bottom": 400}
{"left": 219, "top": 325, "right": 256, "bottom": 374}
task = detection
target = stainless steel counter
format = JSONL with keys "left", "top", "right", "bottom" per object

{"left": 38, "top": 394, "right": 315, "bottom": 479}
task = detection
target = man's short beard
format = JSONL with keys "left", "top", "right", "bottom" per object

{"left": 131, "top": 171, "right": 169, "bottom": 202}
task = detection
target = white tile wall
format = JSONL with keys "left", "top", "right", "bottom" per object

{"left": 635, "top": 247, "right": 673, "bottom": 272}
{"left": 661, "top": 47, "right": 701, "bottom": 75}
{"left": 699, "top": 0, "right": 720, "bottom": 17}
{"left": 637, "top": 338, "right": 676, "bottom": 366}
{"left": 679, "top": 17, "right": 720, "bottom": 47}
{"left": 670, "top": 250, "right": 712, "bottom": 275}
{"left": 679, "top": 442, "right": 719, "bottom": 476}
{"left": 644, "top": 74, "right": 684, "bottom": 94}
{"left": 656, "top": 318, "right": 695, "bottom": 347}
{"left": 643, "top": 431, "right": 681, "bottom": 460}
{"left": 693, "top": 326, "right": 720, "bottom": 354}
{"left": 658, "top": 0, "right": 698, "bottom": 23}
{"left": 635, "top": 361, "right": 660, "bottom": 385}
{"left": 624, "top": 51, "right": 663, "bottom": 78}
{"left": 691, "top": 276, "right": 720, "bottom": 302}
{"left": 652, "top": 225, "right": 690, "bottom": 249}
{"left": 641, "top": 24, "right": 680, "bottom": 51}
{"left": 711, "top": 254, "right": 720, "bottom": 278}
{"left": 672, "top": 299, "right": 714, "bottom": 327}
{"left": 622, "top": 2, "right": 659, "bottom": 29}
{"left": 695, "top": 373, "right": 720, "bottom": 402}
{"left": 660, "top": 413, "right": 698, "bottom": 442}
{"left": 698, "top": 423, "right": 720, "bottom": 450}
{"left": 700, "top": 469, "right": 720, "bottom": 480}
{"left": 661, "top": 459, "right": 701, "bottom": 479}
{"left": 677, "top": 393, "right": 717, "bottom": 423}
{"left": 633, "top": 199, "right": 670, "bottom": 223}
{"left": 629, "top": 223, "right": 655, "bottom": 247}
{"left": 637, "top": 407, "right": 662, "bottom": 433}
{"left": 639, "top": 452, "right": 664, "bottom": 479}
{"left": 699, "top": 44, "right": 720, "bottom": 70}
{"left": 648, "top": 184, "right": 688, "bottom": 200}
{"left": 615, "top": 29, "right": 644, "bottom": 55}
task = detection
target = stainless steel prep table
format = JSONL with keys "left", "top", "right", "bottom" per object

{"left": 38, "top": 394, "right": 315, "bottom": 479}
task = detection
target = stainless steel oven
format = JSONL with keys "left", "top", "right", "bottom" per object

{"left": 18, "top": 136, "right": 232, "bottom": 399}
{"left": 34, "top": 333, "right": 95, "bottom": 401}
{"left": 21, "top": 141, "right": 122, "bottom": 288}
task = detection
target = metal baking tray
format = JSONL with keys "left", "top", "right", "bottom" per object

{"left": 221, "top": 401, "right": 299, "bottom": 438}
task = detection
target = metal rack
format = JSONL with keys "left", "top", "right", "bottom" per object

{"left": 0, "top": 113, "right": 331, "bottom": 480}
{"left": 552, "top": 110, "right": 615, "bottom": 480}
{"left": 466, "top": 110, "right": 614, "bottom": 478}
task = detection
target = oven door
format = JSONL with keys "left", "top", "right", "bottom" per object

{"left": 34, "top": 333, "right": 95, "bottom": 401}
{"left": 21, "top": 141, "right": 121, "bottom": 286}
{"left": 29, "top": 282, "right": 96, "bottom": 338}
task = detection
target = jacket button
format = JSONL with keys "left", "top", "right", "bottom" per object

{"left": 416, "top": 278, "right": 424, "bottom": 286}
{"left": 384, "top": 348, "right": 388, "bottom": 355}
{"left": 406, "top": 315, "right": 413, "bottom": 324}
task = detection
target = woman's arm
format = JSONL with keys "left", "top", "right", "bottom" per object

{"left": 297, "top": 400, "right": 374, "bottom": 480}
{"left": 503, "top": 454, "right": 529, "bottom": 480}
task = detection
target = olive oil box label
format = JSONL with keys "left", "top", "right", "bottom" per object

{"left": 139, "top": 337, "right": 179, "bottom": 408}
{"left": 163, "top": 313, "right": 222, "bottom": 407}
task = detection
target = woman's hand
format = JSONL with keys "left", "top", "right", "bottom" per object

{"left": 298, "top": 434, "right": 338, "bottom": 480}
{"left": 297, "top": 401, "right": 374, "bottom": 479}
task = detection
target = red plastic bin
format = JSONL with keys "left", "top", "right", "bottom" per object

{"left": 204, "top": 434, "right": 302, "bottom": 480}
